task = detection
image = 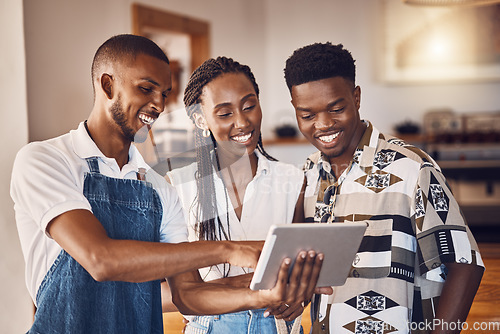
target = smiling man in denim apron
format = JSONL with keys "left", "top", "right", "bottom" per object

{"left": 11, "top": 35, "right": 325, "bottom": 334}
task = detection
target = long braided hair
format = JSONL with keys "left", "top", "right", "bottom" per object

{"left": 183, "top": 57, "right": 276, "bottom": 249}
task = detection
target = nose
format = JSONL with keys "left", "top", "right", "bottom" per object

{"left": 234, "top": 111, "right": 250, "bottom": 129}
{"left": 150, "top": 92, "right": 166, "bottom": 113}
{"left": 316, "top": 111, "right": 335, "bottom": 130}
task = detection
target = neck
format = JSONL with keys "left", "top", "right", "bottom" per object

{"left": 86, "top": 113, "right": 131, "bottom": 169}
{"left": 217, "top": 150, "right": 258, "bottom": 183}
{"left": 328, "top": 120, "right": 366, "bottom": 178}
{"left": 217, "top": 146, "right": 257, "bottom": 168}
{"left": 328, "top": 157, "right": 352, "bottom": 180}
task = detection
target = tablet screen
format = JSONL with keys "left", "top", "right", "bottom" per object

{"left": 250, "top": 222, "right": 367, "bottom": 290}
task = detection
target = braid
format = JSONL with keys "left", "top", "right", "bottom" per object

{"left": 183, "top": 57, "right": 275, "bottom": 247}
{"left": 257, "top": 135, "right": 277, "bottom": 162}
{"left": 191, "top": 129, "right": 217, "bottom": 241}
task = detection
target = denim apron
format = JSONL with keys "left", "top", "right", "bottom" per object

{"left": 29, "top": 157, "right": 163, "bottom": 334}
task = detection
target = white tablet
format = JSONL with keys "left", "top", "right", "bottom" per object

{"left": 249, "top": 222, "right": 367, "bottom": 290}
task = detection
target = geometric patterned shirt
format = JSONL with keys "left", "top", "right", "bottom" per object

{"left": 304, "top": 121, "right": 484, "bottom": 334}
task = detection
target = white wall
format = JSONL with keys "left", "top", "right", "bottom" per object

{"left": 0, "top": 0, "right": 33, "bottom": 332}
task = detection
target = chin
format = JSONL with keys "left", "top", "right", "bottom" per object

{"left": 316, "top": 145, "right": 340, "bottom": 159}
{"left": 246, "top": 147, "right": 257, "bottom": 156}
{"left": 133, "top": 125, "right": 150, "bottom": 143}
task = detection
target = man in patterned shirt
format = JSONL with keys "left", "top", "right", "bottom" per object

{"left": 283, "top": 42, "right": 484, "bottom": 334}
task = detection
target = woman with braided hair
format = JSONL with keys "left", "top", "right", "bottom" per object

{"left": 165, "top": 57, "right": 314, "bottom": 334}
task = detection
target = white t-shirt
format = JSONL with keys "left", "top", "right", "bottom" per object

{"left": 167, "top": 152, "right": 304, "bottom": 281}
{"left": 10, "top": 122, "right": 188, "bottom": 303}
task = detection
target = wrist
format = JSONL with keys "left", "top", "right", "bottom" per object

{"left": 219, "top": 241, "right": 234, "bottom": 264}
{"left": 251, "top": 289, "right": 270, "bottom": 310}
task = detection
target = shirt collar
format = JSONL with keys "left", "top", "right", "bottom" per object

{"left": 127, "top": 144, "right": 150, "bottom": 172}
{"left": 71, "top": 122, "right": 105, "bottom": 160}
{"left": 254, "top": 150, "right": 270, "bottom": 177}
{"left": 356, "top": 120, "right": 380, "bottom": 169}
{"left": 71, "top": 121, "right": 150, "bottom": 172}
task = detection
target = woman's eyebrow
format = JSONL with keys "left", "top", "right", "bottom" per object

{"left": 213, "top": 93, "right": 257, "bottom": 110}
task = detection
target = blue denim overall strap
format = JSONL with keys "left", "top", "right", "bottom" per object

{"left": 29, "top": 157, "right": 163, "bottom": 334}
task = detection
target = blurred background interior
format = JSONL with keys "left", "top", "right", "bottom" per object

{"left": 1, "top": 0, "right": 499, "bottom": 332}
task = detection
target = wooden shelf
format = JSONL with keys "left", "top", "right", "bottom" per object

{"left": 438, "top": 160, "right": 500, "bottom": 169}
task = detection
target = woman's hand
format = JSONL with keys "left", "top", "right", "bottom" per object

{"left": 267, "top": 302, "right": 304, "bottom": 321}
{"left": 260, "top": 250, "right": 324, "bottom": 316}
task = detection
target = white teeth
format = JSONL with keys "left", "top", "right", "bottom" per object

{"left": 319, "top": 132, "right": 339, "bottom": 143}
{"left": 139, "top": 113, "right": 155, "bottom": 125}
{"left": 232, "top": 133, "right": 252, "bottom": 143}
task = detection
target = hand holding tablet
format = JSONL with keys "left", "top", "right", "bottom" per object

{"left": 259, "top": 248, "right": 325, "bottom": 317}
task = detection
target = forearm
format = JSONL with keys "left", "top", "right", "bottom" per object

{"left": 89, "top": 239, "right": 236, "bottom": 282}
{"left": 170, "top": 280, "right": 266, "bottom": 315}
{"left": 169, "top": 251, "right": 324, "bottom": 316}
{"left": 49, "top": 209, "right": 261, "bottom": 283}
{"left": 163, "top": 273, "right": 253, "bottom": 312}
{"left": 205, "top": 273, "right": 253, "bottom": 288}
{"left": 431, "top": 263, "right": 484, "bottom": 334}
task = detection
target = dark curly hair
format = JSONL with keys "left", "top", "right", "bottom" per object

{"left": 183, "top": 56, "right": 276, "bottom": 247}
{"left": 284, "top": 42, "right": 356, "bottom": 91}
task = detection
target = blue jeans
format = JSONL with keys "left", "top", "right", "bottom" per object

{"left": 185, "top": 308, "right": 304, "bottom": 334}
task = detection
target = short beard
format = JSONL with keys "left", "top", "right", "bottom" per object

{"left": 110, "top": 96, "right": 135, "bottom": 142}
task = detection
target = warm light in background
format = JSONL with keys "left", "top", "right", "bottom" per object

{"left": 384, "top": 2, "right": 500, "bottom": 82}
{"left": 428, "top": 35, "right": 449, "bottom": 61}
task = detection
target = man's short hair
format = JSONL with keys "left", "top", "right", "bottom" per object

{"left": 91, "top": 34, "right": 169, "bottom": 90}
{"left": 284, "top": 42, "right": 356, "bottom": 91}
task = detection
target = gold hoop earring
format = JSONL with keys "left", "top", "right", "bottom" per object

{"left": 202, "top": 128, "right": 210, "bottom": 138}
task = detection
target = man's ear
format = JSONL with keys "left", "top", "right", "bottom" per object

{"left": 193, "top": 112, "right": 209, "bottom": 131}
{"left": 354, "top": 86, "right": 361, "bottom": 109}
{"left": 100, "top": 73, "right": 114, "bottom": 100}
